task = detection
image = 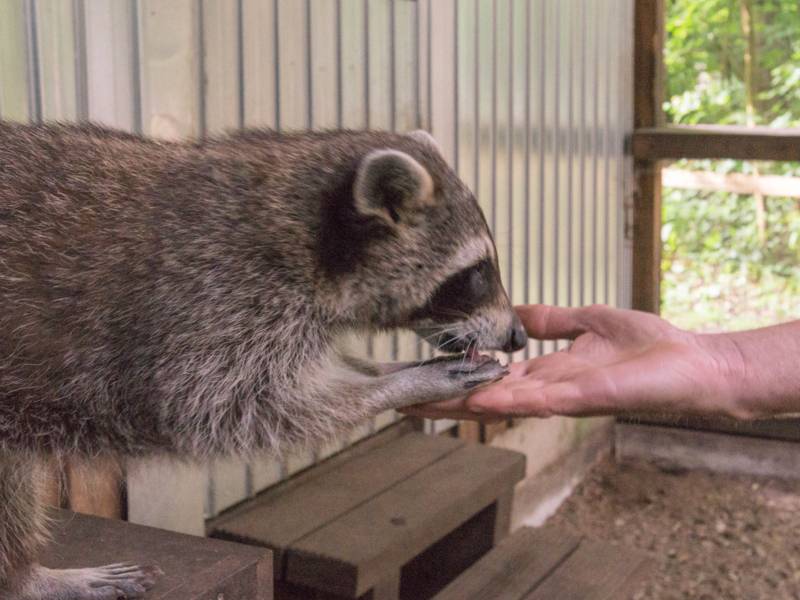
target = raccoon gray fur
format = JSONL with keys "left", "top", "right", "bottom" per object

{"left": 0, "top": 121, "right": 526, "bottom": 599}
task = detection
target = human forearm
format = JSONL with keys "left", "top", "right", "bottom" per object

{"left": 704, "top": 320, "right": 800, "bottom": 419}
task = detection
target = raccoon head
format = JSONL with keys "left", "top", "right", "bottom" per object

{"left": 321, "top": 130, "right": 527, "bottom": 355}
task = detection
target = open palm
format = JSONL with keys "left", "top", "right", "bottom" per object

{"left": 402, "top": 304, "right": 742, "bottom": 421}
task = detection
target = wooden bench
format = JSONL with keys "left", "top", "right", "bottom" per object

{"left": 42, "top": 509, "right": 272, "bottom": 600}
{"left": 433, "top": 526, "right": 653, "bottom": 600}
{"left": 211, "top": 432, "right": 526, "bottom": 600}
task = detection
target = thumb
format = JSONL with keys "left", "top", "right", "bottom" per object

{"left": 515, "top": 304, "right": 587, "bottom": 341}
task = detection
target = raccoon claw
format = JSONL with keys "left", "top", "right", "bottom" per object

{"left": 440, "top": 353, "right": 508, "bottom": 390}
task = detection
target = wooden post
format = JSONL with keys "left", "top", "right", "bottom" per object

{"left": 632, "top": 0, "right": 664, "bottom": 313}
{"left": 492, "top": 490, "right": 514, "bottom": 545}
{"left": 632, "top": 159, "right": 662, "bottom": 313}
{"left": 39, "top": 458, "right": 66, "bottom": 509}
{"left": 67, "top": 458, "right": 124, "bottom": 519}
{"left": 370, "top": 572, "right": 401, "bottom": 600}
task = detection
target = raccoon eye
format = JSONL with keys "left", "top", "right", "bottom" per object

{"left": 468, "top": 267, "right": 487, "bottom": 297}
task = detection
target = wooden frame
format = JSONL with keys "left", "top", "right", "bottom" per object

{"left": 631, "top": 0, "right": 664, "bottom": 314}
{"left": 633, "top": 126, "right": 800, "bottom": 162}
{"left": 631, "top": 3, "right": 800, "bottom": 315}
{"left": 627, "top": 1, "right": 800, "bottom": 444}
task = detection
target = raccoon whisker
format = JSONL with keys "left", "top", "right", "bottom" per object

{"left": 432, "top": 307, "right": 473, "bottom": 320}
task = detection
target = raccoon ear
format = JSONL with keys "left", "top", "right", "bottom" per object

{"left": 354, "top": 149, "right": 434, "bottom": 225}
{"left": 407, "top": 129, "right": 441, "bottom": 153}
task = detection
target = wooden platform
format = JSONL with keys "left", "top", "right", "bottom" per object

{"left": 616, "top": 422, "right": 800, "bottom": 480}
{"left": 433, "top": 526, "right": 653, "bottom": 600}
{"left": 42, "top": 509, "right": 272, "bottom": 600}
{"left": 211, "top": 432, "right": 526, "bottom": 600}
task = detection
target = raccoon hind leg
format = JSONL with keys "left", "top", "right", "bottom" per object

{"left": 0, "top": 453, "right": 161, "bottom": 600}
{"left": 0, "top": 452, "right": 50, "bottom": 596}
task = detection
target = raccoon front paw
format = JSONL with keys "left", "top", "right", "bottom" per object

{"left": 439, "top": 353, "right": 509, "bottom": 390}
{"left": 386, "top": 353, "right": 508, "bottom": 408}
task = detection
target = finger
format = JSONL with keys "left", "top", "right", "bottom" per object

{"left": 515, "top": 304, "right": 589, "bottom": 341}
{"left": 467, "top": 376, "right": 600, "bottom": 418}
{"left": 507, "top": 381, "right": 618, "bottom": 417}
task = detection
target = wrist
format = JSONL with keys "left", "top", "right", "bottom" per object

{"left": 695, "top": 331, "right": 757, "bottom": 419}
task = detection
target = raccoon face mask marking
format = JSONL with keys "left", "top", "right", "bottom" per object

{"left": 409, "top": 252, "right": 527, "bottom": 355}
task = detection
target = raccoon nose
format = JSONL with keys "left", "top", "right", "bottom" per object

{"left": 503, "top": 316, "right": 528, "bottom": 353}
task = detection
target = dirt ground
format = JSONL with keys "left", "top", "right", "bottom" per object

{"left": 546, "top": 458, "right": 800, "bottom": 599}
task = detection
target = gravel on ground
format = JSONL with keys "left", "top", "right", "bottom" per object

{"left": 546, "top": 458, "right": 800, "bottom": 599}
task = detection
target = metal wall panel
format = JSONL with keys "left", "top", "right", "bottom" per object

{"left": 0, "top": 0, "right": 635, "bottom": 527}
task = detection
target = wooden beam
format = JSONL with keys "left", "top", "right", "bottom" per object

{"left": 633, "top": 0, "right": 664, "bottom": 130}
{"left": 633, "top": 126, "right": 800, "bottom": 162}
{"left": 663, "top": 168, "right": 800, "bottom": 198}
{"left": 632, "top": 0, "right": 664, "bottom": 314}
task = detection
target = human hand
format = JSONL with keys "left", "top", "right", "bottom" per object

{"left": 401, "top": 304, "right": 745, "bottom": 420}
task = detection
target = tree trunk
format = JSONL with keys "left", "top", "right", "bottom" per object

{"left": 740, "top": 0, "right": 766, "bottom": 244}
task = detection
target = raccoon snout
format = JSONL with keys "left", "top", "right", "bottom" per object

{"left": 501, "top": 315, "right": 528, "bottom": 353}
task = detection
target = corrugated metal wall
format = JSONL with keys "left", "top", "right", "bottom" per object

{"left": 0, "top": 0, "right": 633, "bottom": 533}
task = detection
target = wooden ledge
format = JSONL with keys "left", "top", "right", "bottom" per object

{"left": 42, "top": 509, "right": 272, "bottom": 600}
{"left": 632, "top": 126, "right": 800, "bottom": 161}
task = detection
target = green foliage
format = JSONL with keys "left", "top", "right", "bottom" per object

{"left": 662, "top": 1, "right": 800, "bottom": 331}
{"left": 662, "top": 161, "right": 800, "bottom": 331}
{"left": 665, "top": 0, "right": 800, "bottom": 127}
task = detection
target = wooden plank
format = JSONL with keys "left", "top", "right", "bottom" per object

{"left": 458, "top": 421, "right": 482, "bottom": 443}
{"left": 616, "top": 422, "right": 800, "bottom": 481}
{"left": 35, "top": 0, "right": 80, "bottom": 120}
{"left": 429, "top": 0, "right": 456, "bottom": 163}
{"left": 208, "top": 455, "right": 249, "bottom": 516}
{"left": 523, "top": 538, "right": 652, "bottom": 600}
{"left": 625, "top": 415, "right": 800, "bottom": 442}
{"left": 84, "top": 0, "right": 136, "bottom": 129}
{"left": 66, "top": 458, "right": 123, "bottom": 519}
{"left": 633, "top": 126, "right": 800, "bottom": 162}
{"left": 201, "top": 0, "right": 241, "bottom": 134}
{"left": 138, "top": 0, "right": 200, "bottom": 139}
{"left": 39, "top": 458, "right": 66, "bottom": 509}
{"left": 285, "top": 443, "right": 525, "bottom": 597}
{"left": 213, "top": 420, "right": 415, "bottom": 528}
{"left": 0, "top": 0, "right": 31, "bottom": 121}
{"left": 42, "top": 510, "right": 272, "bottom": 600}
{"left": 433, "top": 527, "right": 580, "bottom": 600}
{"left": 662, "top": 168, "right": 800, "bottom": 199}
{"left": 276, "top": 0, "right": 309, "bottom": 130}
{"left": 309, "top": 0, "right": 338, "bottom": 129}
{"left": 212, "top": 433, "right": 463, "bottom": 570}
{"left": 241, "top": 0, "right": 277, "bottom": 127}
{"left": 127, "top": 459, "right": 207, "bottom": 536}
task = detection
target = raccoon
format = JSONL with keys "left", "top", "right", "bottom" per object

{"left": 0, "top": 121, "right": 527, "bottom": 599}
